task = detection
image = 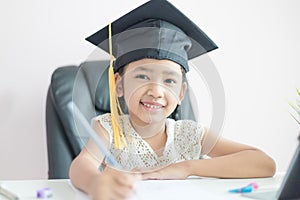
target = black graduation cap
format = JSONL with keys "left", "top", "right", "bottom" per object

{"left": 86, "top": 0, "right": 218, "bottom": 72}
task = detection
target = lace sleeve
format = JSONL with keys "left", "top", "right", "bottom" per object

{"left": 92, "top": 113, "right": 113, "bottom": 145}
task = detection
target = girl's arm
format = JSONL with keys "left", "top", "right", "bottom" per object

{"left": 69, "top": 146, "right": 102, "bottom": 194}
{"left": 142, "top": 135, "right": 276, "bottom": 179}
{"left": 69, "top": 121, "right": 141, "bottom": 199}
{"left": 187, "top": 137, "right": 276, "bottom": 178}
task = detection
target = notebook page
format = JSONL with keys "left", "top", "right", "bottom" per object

{"left": 129, "top": 179, "right": 220, "bottom": 200}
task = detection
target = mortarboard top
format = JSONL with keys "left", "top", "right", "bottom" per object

{"left": 86, "top": 0, "right": 218, "bottom": 72}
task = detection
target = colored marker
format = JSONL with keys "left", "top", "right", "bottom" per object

{"left": 37, "top": 188, "right": 53, "bottom": 198}
{"left": 229, "top": 182, "right": 259, "bottom": 193}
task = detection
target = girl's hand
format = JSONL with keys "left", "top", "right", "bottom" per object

{"left": 141, "top": 161, "right": 190, "bottom": 180}
{"left": 90, "top": 167, "right": 141, "bottom": 200}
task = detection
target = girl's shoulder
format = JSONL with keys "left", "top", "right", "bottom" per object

{"left": 92, "top": 113, "right": 131, "bottom": 135}
{"left": 92, "top": 113, "right": 113, "bottom": 135}
{"left": 93, "top": 113, "right": 112, "bottom": 123}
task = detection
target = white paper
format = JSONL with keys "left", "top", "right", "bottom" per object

{"left": 129, "top": 180, "right": 220, "bottom": 200}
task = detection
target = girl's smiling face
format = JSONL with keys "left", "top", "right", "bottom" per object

{"left": 115, "top": 58, "right": 187, "bottom": 127}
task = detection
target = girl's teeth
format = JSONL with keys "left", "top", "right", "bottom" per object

{"left": 143, "top": 103, "right": 161, "bottom": 109}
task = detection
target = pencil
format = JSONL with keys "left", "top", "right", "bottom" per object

{"left": 0, "top": 185, "right": 19, "bottom": 200}
{"left": 67, "top": 102, "right": 120, "bottom": 168}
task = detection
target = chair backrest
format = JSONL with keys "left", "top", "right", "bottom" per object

{"left": 46, "top": 60, "right": 195, "bottom": 179}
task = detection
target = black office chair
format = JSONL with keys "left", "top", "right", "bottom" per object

{"left": 45, "top": 60, "right": 195, "bottom": 179}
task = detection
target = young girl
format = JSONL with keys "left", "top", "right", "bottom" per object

{"left": 69, "top": 1, "right": 276, "bottom": 200}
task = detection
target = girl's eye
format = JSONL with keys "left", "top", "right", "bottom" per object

{"left": 135, "top": 74, "right": 149, "bottom": 80}
{"left": 165, "top": 79, "right": 177, "bottom": 84}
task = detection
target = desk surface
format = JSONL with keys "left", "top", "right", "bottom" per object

{"left": 0, "top": 173, "right": 284, "bottom": 200}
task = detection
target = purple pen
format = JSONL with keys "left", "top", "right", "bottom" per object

{"left": 37, "top": 188, "right": 53, "bottom": 198}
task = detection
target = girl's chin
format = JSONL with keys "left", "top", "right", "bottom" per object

{"left": 130, "top": 112, "right": 166, "bottom": 125}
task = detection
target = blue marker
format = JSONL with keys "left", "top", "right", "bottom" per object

{"left": 229, "top": 182, "right": 259, "bottom": 193}
{"left": 229, "top": 185, "right": 253, "bottom": 193}
{"left": 67, "top": 102, "right": 120, "bottom": 168}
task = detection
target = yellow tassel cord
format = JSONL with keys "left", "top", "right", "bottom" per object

{"left": 108, "top": 23, "right": 127, "bottom": 149}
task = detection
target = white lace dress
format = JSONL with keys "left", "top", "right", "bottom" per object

{"left": 93, "top": 113, "right": 205, "bottom": 171}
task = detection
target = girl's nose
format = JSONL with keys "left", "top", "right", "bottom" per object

{"left": 146, "top": 83, "right": 165, "bottom": 99}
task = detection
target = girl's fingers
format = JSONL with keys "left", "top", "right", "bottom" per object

{"left": 115, "top": 173, "right": 141, "bottom": 186}
{"left": 141, "top": 171, "right": 161, "bottom": 180}
{"left": 112, "top": 185, "right": 134, "bottom": 199}
{"left": 111, "top": 174, "right": 140, "bottom": 199}
{"left": 105, "top": 167, "right": 141, "bottom": 186}
{"left": 97, "top": 167, "right": 141, "bottom": 199}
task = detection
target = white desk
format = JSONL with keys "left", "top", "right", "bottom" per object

{"left": 0, "top": 173, "right": 284, "bottom": 200}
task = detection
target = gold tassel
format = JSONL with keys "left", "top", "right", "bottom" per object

{"left": 108, "top": 23, "right": 127, "bottom": 149}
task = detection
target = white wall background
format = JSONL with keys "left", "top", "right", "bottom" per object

{"left": 0, "top": 0, "right": 299, "bottom": 180}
